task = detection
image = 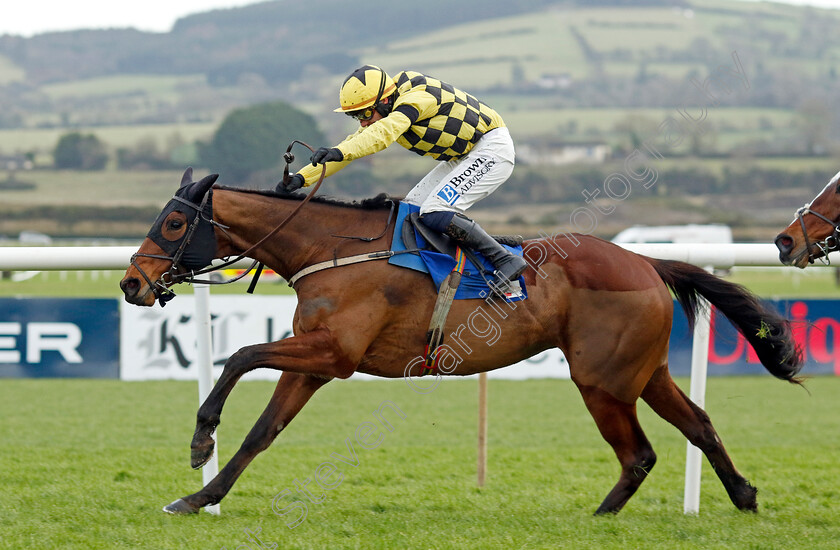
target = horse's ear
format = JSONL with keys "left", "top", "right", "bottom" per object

{"left": 193, "top": 173, "right": 219, "bottom": 195}
{"left": 198, "top": 173, "right": 219, "bottom": 187}
{"left": 180, "top": 167, "right": 194, "bottom": 187}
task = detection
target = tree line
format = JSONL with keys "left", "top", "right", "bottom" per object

{"left": 50, "top": 100, "right": 325, "bottom": 184}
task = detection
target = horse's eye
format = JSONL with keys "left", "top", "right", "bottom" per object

{"left": 836, "top": 182, "right": 840, "bottom": 194}
{"left": 168, "top": 219, "right": 184, "bottom": 231}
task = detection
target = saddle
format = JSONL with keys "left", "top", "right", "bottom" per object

{"left": 398, "top": 209, "right": 526, "bottom": 376}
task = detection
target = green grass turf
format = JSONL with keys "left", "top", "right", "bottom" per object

{"left": 0, "top": 377, "right": 836, "bottom": 549}
{"left": 726, "top": 267, "right": 840, "bottom": 299}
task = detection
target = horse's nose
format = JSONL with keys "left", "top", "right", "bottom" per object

{"left": 120, "top": 277, "right": 141, "bottom": 300}
{"left": 774, "top": 233, "right": 794, "bottom": 260}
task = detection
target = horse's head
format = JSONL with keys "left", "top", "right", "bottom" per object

{"left": 775, "top": 170, "right": 840, "bottom": 268}
{"left": 120, "top": 167, "right": 220, "bottom": 306}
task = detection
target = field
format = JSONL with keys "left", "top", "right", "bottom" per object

{"left": 369, "top": 0, "right": 831, "bottom": 87}
{"left": 1, "top": 259, "right": 839, "bottom": 548}
{"left": 0, "top": 170, "right": 187, "bottom": 208}
{"left": 0, "top": 123, "right": 215, "bottom": 156}
{"left": 726, "top": 267, "right": 840, "bottom": 299}
{"left": 0, "top": 53, "right": 24, "bottom": 85}
{"left": 1, "top": 377, "right": 837, "bottom": 550}
{"left": 371, "top": 3, "right": 748, "bottom": 84}
{"left": 40, "top": 74, "right": 208, "bottom": 102}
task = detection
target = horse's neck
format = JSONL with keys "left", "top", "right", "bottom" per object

{"left": 212, "top": 190, "right": 388, "bottom": 279}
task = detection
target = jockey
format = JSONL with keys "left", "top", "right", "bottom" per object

{"left": 280, "top": 64, "right": 527, "bottom": 285}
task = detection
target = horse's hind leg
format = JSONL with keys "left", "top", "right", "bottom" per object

{"left": 576, "top": 383, "right": 657, "bottom": 515}
{"left": 640, "top": 365, "right": 757, "bottom": 512}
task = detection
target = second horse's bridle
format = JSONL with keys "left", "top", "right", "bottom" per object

{"left": 794, "top": 204, "right": 840, "bottom": 265}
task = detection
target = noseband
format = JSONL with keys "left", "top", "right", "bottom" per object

{"left": 795, "top": 205, "right": 840, "bottom": 265}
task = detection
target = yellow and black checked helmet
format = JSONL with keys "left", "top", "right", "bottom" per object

{"left": 334, "top": 65, "right": 396, "bottom": 115}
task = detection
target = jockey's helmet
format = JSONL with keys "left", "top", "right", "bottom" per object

{"left": 334, "top": 65, "right": 396, "bottom": 116}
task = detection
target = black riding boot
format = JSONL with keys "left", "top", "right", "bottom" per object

{"left": 445, "top": 213, "right": 527, "bottom": 283}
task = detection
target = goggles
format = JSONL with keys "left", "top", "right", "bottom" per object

{"left": 347, "top": 106, "right": 376, "bottom": 121}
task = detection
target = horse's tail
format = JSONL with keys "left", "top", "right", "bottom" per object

{"left": 646, "top": 257, "right": 804, "bottom": 384}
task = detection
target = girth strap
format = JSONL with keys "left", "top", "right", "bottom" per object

{"left": 287, "top": 251, "right": 397, "bottom": 287}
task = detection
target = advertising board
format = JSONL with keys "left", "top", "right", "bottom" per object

{"left": 1, "top": 296, "right": 835, "bottom": 379}
{"left": 119, "top": 295, "right": 296, "bottom": 381}
{"left": 668, "top": 299, "right": 840, "bottom": 377}
{"left": 0, "top": 298, "right": 119, "bottom": 378}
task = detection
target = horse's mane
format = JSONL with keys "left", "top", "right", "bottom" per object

{"left": 214, "top": 185, "right": 399, "bottom": 211}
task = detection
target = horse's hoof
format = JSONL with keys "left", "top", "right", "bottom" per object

{"left": 191, "top": 440, "right": 215, "bottom": 469}
{"left": 737, "top": 495, "right": 758, "bottom": 513}
{"left": 162, "top": 498, "right": 200, "bottom": 515}
{"left": 732, "top": 481, "right": 758, "bottom": 512}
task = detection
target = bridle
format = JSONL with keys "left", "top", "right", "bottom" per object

{"left": 130, "top": 141, "right": 326, "bottom": 306}
{"left": 130, "top": 187, "right": 229, "bottom": 306}
{"left": 794, "top": 204, "right": 840, "bottom": 265}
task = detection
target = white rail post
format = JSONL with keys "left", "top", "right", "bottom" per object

{"left": 194, "top": 283, "right": 220, "bottom": 515}
{"left": 683, "top": 268, "right": 713, "bottom": 515}
{"left": 477, "top": 372, "right": 488, "bottom": 487}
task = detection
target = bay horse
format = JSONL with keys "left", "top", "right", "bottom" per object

{"left": 776, "top": 169, "right": 840, "bottom": 267}
{"left": 120, "top": 168, "right": 803, "bottom": 516}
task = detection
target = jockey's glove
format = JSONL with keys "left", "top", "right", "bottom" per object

{"left": 310, "top": 147, "right": 343, "bottom": 166}
{"left": 278, "top": 173, "right": 304, "bottom": 193}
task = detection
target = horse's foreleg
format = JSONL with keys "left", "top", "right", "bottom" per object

{"left": 576, "top": 383, "right": 657, "bottom": 515}
{"left": 165, "top": 372, "right": 329, "bottom": 514}
{"left": 191, "top": 328, "right": 356, "bottom": 469}
{"left": 640, "top": 365, "right": 757, "bottom": 512}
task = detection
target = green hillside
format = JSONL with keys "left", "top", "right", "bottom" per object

{"left": 1, "top": 0, "right": 839, "bottom": 127}
{"left": 1, "top": 0, "right": 839, "bottom": 241}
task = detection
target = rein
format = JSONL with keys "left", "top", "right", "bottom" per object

{"left": 211, "top": 143, "right": 328, "bottom": 269}
{"left": 132, "top": 142, "right": 326, "bottom": 306}
{"left": 795, "top": 204, "right": 840, "bottom": 265}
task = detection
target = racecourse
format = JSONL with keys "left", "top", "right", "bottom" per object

{"left": 1, "top": 376, "right": 837, "bottom": 549}
{"left": 1, "top": 265, "right": 838, "bottom": 548}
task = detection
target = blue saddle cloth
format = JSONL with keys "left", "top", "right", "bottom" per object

{"left": 388, "top": 203, "right": 527, "bottom": 302}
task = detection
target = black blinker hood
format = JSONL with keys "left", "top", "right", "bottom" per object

{"left": 147, "top": 171, "right": 219, "bottom": 271}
